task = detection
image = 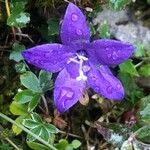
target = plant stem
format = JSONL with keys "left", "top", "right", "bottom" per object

{"left": 5, "top": 138, "right": 20, "bottom": 150}
{"left": 0, "top": 112, "right": 58, "bottom": 150}
{"left": 41, "top": 95, "right": 49, "bottom": 115}
{"left": 5, "top": 0, "right": 16, "bottom": 39}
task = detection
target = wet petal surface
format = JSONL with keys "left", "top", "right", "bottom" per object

{"left": 87, "top": 39, "right": 134, "bottom": 65}
{"left": 61, "top": 3, "right": 90, "bottom": 51}
{"left": 54, "top": 68, "right": 86, "bottom": 112}
{"left": 22, "top": 44, "right": 74, "bottom": 72}
{"left": 86, "top": 63, "right": 124, "bottom": 100}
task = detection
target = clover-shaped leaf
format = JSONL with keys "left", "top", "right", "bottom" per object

{"left": 23, "top": 113, "right": 59, "bottom": 142}
{"left": 139, "top": 95, "right": 150, "bottom": 122}
{"left": 9, "top": 42, "right": 25, "bottom": 62}
{"left": 39, "top": 70, "right": 53, "bottom": 92}
{"left": 20, "top": 71, "right": 42, "bottom": 93}
{"left": 7, "top": 1, "right": 30, "bottom": 28}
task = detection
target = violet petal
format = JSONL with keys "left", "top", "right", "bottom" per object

{"left": 87, "top": 39, "right": 135, "bottom": 65}
{"left": 54, "top": 68, "right": 86, "bottom": 112}
{"left": 61, "top": 3, "right": 90, "bottom": 50}
{"left": 22, "top": 44, "right": 74, "bottom": 72}
{"left": 87, "top": 63, "right": 124, "bottom": 100}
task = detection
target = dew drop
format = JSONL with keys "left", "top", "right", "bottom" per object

{"left": 106, "top": 48, "right": 109, "bottom": 51}
{"left": 107, "top": 86, "right": 113, "bottom": 93}
{"left": 95, "top": 87, "right": 100, "bottom": 91}
{"left": 83, "top": 65, "right": 91, "bottom": 72}
{"left": 76, "top": 29, "right": 82, "bottom": 35}
{"left": 112, "top": 51, "right": 118, "bottom": 60}
{"left": 71, "top": 13, "right": 78, "bottom": 21}
{"left": 116, "top": 84, "right": 121, "bottom": 89}
{"left": 107, "top": 53, "right": 111, "bottom": 58}
{"left": 59, "top": 87, "right": 74, "bottom": 100}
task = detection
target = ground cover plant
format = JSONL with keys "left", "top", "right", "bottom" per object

{"left": 0, "top": 0, "right": 150, "bottom": 149}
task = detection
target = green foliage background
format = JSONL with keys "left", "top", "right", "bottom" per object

{"left": 0, "top": 0, "right": 150, "bottom": 149}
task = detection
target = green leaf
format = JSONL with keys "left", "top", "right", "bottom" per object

{"left": 27, "top": 125, "right": 42, "bottom": 142}
{"left": 118, "top": 72, "right": 143, "bottom": 104}
{"left": 135, "top": 126, "right": 150, "bottom": 144}
{"left": 27, "top": 142, "right": 49, "bottom": 150}
{"left": 9, "top": 42, "right": 25, "bottom": 62}
{"left": 71, "top": 140, "right": 81, "bottom": 149}
{"left": 10, "top": 101, "right": 28, "bottom": 116}
{"left": 28, "top": 94, "right": 41, "bottom": 112}
{"left": 139, "top": 95, "right": 150, "bottom": 122}
{"left": 7, "top": 1, "right": 30, "bottom": 28}
{"left": 89, "top": 23, "right": 96, "bottom": 36}
{"left": 12, "top": 115, "right": 28, "bottom": 135}
{"left": 15, "top": 62, "right": 26, "bottom": 73}
{"left": 31, "top": 113, "right": 43, "bottom": 123}
{"left": 38, "top": 24, "right": 51, "bottom": 41}
{"left": 40, "top": 127, "right": 49, "bottom": 142}
{"left": 44, "top": 124, "right": 59, "bottom": 134}
{"left": 134, "top": 42, "right": 145, "bottom": 57}
{"left": 20, "top": 71, "right": 42, "bottom": 93}
{"left": 47, "top": 18, "right": 59, "bottom": 36}
{"left": 55, "top": 139, "right": 69, "bottom": 149}
{"left": 99, "top": 20, "right": 110, "bottom": 39}
{"left": 119, "top": 60, "right": 139, "bottom": 76}
{"left": 14, "top": 90, "right": 36, "bottom": 104}
{"left": 15, "top": 12, "right": 30, "bottom": 26}
{"left": 109, "top": 0, "right": 131, "bottom": 10}
{"left": 22, "top": 119, "right": 39, "bottom": 129}
{"left": 39, "top": 70, "right": 53, "bottom": 92}
{"left": 139, "top": 64, "right": 150, "bottom": 77}
{"left": 0, "top": 144, "right": 13, "bottom": 150}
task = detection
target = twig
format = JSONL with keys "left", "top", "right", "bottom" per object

{"left": 15, "top": 33, "right": 34, "bottom": 43}
{"left": 135, "top": 61, "right": 144, "bottom": 68}
{"left": 5, "top": 138, "right": 20, "bottom": 150}
{"left": 59, "top": 130, "right": 82, "bottom": 139}
{"left": 0, "top": 112, "right": 58, "bottom": 150}
{"left": 81, "top": 125, "right": 91, "bottom": 150}
{"left": 41, "top": 95, "right": 49, "bottom": 115}
{"left": 5, "top": 0, "right": 16, "bottom": 39}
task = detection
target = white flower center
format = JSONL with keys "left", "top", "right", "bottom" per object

{"left": 68, "top": 53, "right": 88, "bottom": 81}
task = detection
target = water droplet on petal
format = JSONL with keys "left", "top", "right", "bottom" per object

{"left": 59, "top": 87, "right": 74, "bottom": 100}
{"left": 95, "top": 87, "right": 100, "bottom": 91}
{"left": 59, "top": 45, "right": 63, "bottom": 49}
{"left": 116, "top": 84, "right": 121, "bottom": 89}
{"left": 107, "top": 86, "right": 113, "bottom": 93}
{"left": 112, "top": 51, "right": 118, "bottom": 60}
{"left": 82, "top": 65, "right": 91, "bottom": 72}
{"left": 76, "top": 29, "right": 82, "bottom": 35}
{"left": 45, "top": 52, "right": 51, "bottom": 57}
{"left": 106, "top": 48, "right": 109, "bottom": 51}
{"left": 71, "top": 13, "right": 78, "bottom": 21}
{"left": 107, "top": 53, "right": 111, "bottom": 58}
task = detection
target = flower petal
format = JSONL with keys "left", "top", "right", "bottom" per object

{"left": 86, "top": 63, "right": 124, "bottom": 100}
{"left": 22, "top": 44, "right": 74, "bottom": 72}
{"left": 61, "top": 3, "right": 90, "bottom": 50}
{"left": 54, "top": 68, "right": 86, "bottom": 112}
{"left": 88, "top": 39, "right": 135, "bottom": 65}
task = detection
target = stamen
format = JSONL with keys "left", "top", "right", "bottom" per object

{"left": 76, "top": 53, "right": 88, "bottom": 61}
{"left": 76, "top": 59, "right": 87, "bottom": 81}
{"left": 67, "top": 56, "right": 79, "bottom": 64}
{"left": 68, "top": 54, "right": 88, "bottom": 81}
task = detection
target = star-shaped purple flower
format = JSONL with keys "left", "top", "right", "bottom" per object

{"left": 22, "top": 3, "right": 135, "bottom": 113}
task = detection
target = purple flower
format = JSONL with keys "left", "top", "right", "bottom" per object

{"left": 22, "top": 3, "right": 135, "bottom": 112}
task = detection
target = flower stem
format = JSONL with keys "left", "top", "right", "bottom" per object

{"left": 0, "top": 112, "right": 57, "bottom": 150}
